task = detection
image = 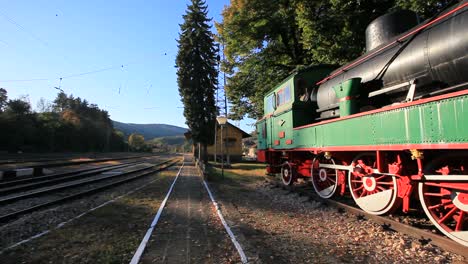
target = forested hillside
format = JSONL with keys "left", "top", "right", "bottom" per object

{"left": 112, "top": 121, "right": 188, "bottom": 140}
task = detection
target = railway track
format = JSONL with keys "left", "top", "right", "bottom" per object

{"left": 0, "top": 153, "right": 155, "bottom": 166}
{"left": 0, "top": 160, "right": 146, "bottom": 195}
{"left": 265, "top": 175, "right": 468, "bottom": 259}
{"left": 0, "top": 154, "right": 158, "bottom": 179}
{"left": 0, "top": 157, "right": 180, "bottom": 224}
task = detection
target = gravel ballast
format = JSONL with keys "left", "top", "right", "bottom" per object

{"left": 207, "top": 171, "right": 467, "bottom": 263}
{"left": 0, "top": 160, "right": 180, "bottom": 262}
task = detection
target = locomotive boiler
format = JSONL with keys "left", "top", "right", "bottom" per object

{"left": 256, "top": 1, "right": 468, "bottom": 247}
{"left": 314, "top": 3, "right": 468, "bottom": 119}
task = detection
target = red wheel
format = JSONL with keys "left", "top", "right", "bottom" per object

{"left": 348, "top": 153, "right": 401, "bottom": 215}
{"left": 311, "top": 156, "right": 338, "bottom": 198}
{"left": 281, "top": 162, "right": 295, "bottom": 186}
{"left": 419, "top": 155, "right": 468, "bottom": 246}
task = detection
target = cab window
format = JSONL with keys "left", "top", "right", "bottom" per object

{"left": 276, "top": 85, "right": 291, "bottom": 107}
{"left": 265, "top": 93, "right": 276, "bottom": 113}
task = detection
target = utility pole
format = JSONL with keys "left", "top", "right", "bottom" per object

{"left": 222, "top": 41, "right": 230, "bottom": 165}
{"left": 215, "top": 40, "right": 231, "bottom": 166}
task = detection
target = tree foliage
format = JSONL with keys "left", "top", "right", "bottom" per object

{"left": 0, "top": 90, "right": 127, "bottom": 153}
{"left": 128, "top": 133, "right": 146, "bottom": 151}
{"left": 0, "top": 88, "right": 7, "bottom": 112}
{"left": 176, "top": 0, "right": 218, "bottom": 162}
{"left": 217, "top": 0, "right": 450, "bottom": 119}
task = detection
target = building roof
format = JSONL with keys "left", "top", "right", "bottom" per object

{"left": 224, "top": 122, "right": 251, "bottom": 138}
{"left": 184, "top": 122, "right": 251, "bottom": 140}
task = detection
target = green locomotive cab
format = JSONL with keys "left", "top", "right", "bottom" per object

{"left": 257, "top": 65, "right": 336, "bottom": 160}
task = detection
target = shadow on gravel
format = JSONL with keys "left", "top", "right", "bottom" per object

{"left": 0, "top": 201, "right": 156, "bottom": 264}
{"left": 205, "top": 168, "right": 375, "bottom": 263}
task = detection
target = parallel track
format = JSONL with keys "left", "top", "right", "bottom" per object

{"left": 0, "top": 153, "right": 155, "bottom": 166}
{"left": 0, "top": 160, "right": 146, "bottom": 195}
{"left": 0, "top": 154, "right": 157, "bottom": 179}
{"left": 265, "top": 176, "right": 468, "bottom": 259}
{"left": 0, "top": 158, "right": 180, "bottom": 223}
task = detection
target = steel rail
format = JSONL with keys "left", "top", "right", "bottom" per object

{"left": 0, "top": 158, "right": 180, "bottom": 224}
{"left": 0, "top": 160, "right": 145, "bottom": 189}
{"left": 0, "top": 153, "right": 156, "bottom": 166}
{"left": 0, "top": 160, "right": 146, "bottom": 195}
{"left": 0, "top": 159, "right": 175, "bottom": 205}
{"left": 0, "top": 154, "right": 157, "bottom": 175}
{"left": 265, "top": 176, "right": 468, "bottom": 258}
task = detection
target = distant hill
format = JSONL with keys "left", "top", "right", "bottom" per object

{"left": 112, "top": 121, "right": 188, "bottom": 140}
{"left": 150, "top": 135, "right": 186, "bottom": 146}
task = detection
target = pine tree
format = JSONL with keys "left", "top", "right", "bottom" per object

{"left": 176, "top": 0, "right": 218, "bottom": 163}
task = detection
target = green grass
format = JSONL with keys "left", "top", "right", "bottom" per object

{"left": 206, "top": 162, "right": 266, "bottom": 183}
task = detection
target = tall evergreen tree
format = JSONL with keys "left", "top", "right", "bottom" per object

{"left": 176, "top": 0, "right": 218, "bottom": 163}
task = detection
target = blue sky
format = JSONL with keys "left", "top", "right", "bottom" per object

{"left": 0, "top": 0, "right": 255, "bottom": 133}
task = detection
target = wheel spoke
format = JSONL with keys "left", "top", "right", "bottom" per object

{"left": 311, "top": 157, "right": 339, "bottom": 198}
{"left": 377, "top": 186, "right": 386, "bottom": 192}
{"left": 359, "top": 190, "right": 367, "bottom": 198}
{"left": 438, "top": 206, "right": 458, "bottom": 224}
{"left": 419, "top": 153, "right": 468, "bottom": 246}
{"left": 353, "top": 185, "right": 364, "bottom": 192}
{"left": 326, "top": 178, "right": 336, "bottom": 184}
{"left": 455, "top": 211, "right": 466, "bottom": 232}
{"left": 428, "top": 200, "right": 452, "bottom": 210}
{"left": 349, "top": 153, "right": 401, "bottom": 215}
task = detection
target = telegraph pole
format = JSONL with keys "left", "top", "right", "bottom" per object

{"left": 222, "top": 41, "right": 230, "bottom": 165}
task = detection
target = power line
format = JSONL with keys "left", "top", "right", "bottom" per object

{"left": 61, "top": 65, "right": 126, "bottom": 79}
{"left": 0, "top": 8, "right": 49, "bottom": 47}
{"left": 0, "top": 78, "right": 49, "bottom": 83}
{"left": 0, "top": 7, "right": 96, "bottom": 74}
{"left": 0, "top": 39, "right": 8, "bottom": 46}
{"left": 0, "top": 64, "right": 127, "bottom": 83}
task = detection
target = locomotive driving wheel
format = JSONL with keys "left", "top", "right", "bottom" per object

{"left": 281, "top": 162, "right": 295, "bottom": 186}
{"left": 311, "top": 155, "right": 338, "bottom": 198}
{"left": 419, "top": 155, "right": 468, "bottom": 246}
{"left": 348, "top": 153, "right": 401, "bottom": 215}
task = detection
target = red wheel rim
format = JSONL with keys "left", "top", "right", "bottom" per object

{"left": 419, "top": 155, "right": 468, "bottom": 246}
{"left": 281, "top": 163, "right": 294, "bottom": 186}
{"left": 311, "top": 156, "right": 338, "bottom": 198}
{"left": 348, "top": 153, "right": 401, "bottom": 215}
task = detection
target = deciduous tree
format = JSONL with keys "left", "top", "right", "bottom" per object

{"left": 128, "top": 133, "right": 145, "bottom": 151}
{"left": 217, "top": 0, "right": 449, "bottom": 119}
{"left": 0, "top": 88, "right": 7, "bottom": 112}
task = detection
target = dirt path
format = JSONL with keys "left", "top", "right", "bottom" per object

{"left": 139, "top": 161, "right": 240, "bottom": 263}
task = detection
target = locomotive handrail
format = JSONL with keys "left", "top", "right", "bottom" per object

{"left": 368, "top": 80, "right": 413, "bottom": 97}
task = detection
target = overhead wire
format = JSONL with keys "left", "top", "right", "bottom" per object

{"left": 0, "top": 39, "right": 9, "bottom": 46}
{"left": 0, "top": 64, "right": 128, "bottom": 83}
{"left": 0, "top": 8, "right": 176, "bottom": 103}
{"left": 61, "top": 64, "right": 127, "bottom": 79}
{"left": 0, "top": 8, "right": 49, "bottom": 47}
